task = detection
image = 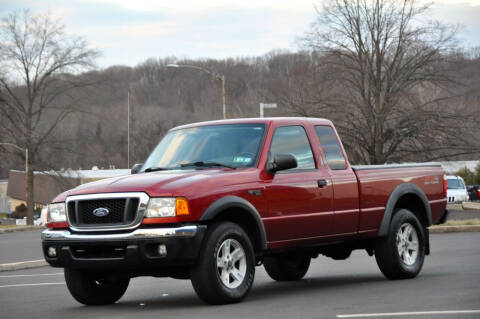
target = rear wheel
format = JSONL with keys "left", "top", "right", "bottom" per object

{"left": 375, "top": 209, "right": 426, "bottom": 279}
{"left": 264, "top": 254, "right": 311, "bottom": 281}
{"left": 190, "top": 222, "right": 255, "bottom": 304}
{"left": 64, "top": 268, "right": 130, "bottom": 305}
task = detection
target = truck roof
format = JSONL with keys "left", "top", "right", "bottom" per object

{"left": 171, "top": 117, "right": 334, "bottom": 131}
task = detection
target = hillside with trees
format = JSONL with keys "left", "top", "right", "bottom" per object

{"left": 1, "top": 1, "right": 480, "bottom": 223}
{"left": 2, "top": 49, "right": 479, "bottom": 176}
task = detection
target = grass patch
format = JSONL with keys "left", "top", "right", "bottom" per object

{"left": 0, "top": 225, "right": 21, "bottom": 229}
{"left": 441, "top": 219, "right": 480, "bottom": 226}
{"left": 446, "top": 203, "right": 463, "bottom": 210}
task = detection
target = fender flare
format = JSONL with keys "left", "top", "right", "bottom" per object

{"left": 378, "top": 183, "right": 432, "bottom": 237}
{"left": 200, "top": 195, "right": 268, "bottom": 250}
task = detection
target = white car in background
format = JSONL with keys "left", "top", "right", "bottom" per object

{"left": 34, "top": 206, "right": 48, "bottom": 226}
{"left": 446, "top": 175, "right": 469, "bottom": 203}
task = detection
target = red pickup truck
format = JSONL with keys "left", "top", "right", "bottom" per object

{"left": 41, "top": 118, "right": 447, "bottom": 305}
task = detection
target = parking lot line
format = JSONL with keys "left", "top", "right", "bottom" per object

{"left": 336, "top": 310, "right": 480, "bottom": 318}
{"left": 0, "top": 282, "right": 64, "bottom": 288}
{"left": 0, "top": 273, "right": 63, "bottom": 278}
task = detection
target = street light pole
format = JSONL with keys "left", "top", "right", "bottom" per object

{"left": 0, "top": 142, "right": 29, "bottom": 224}
{"left": 167, "top": 64, "right": 227, "bottom": 119}
{"left": 127, "top": 91, "right": 130, "bottom": 169}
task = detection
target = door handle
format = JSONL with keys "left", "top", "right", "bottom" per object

{"left": 317, "top": 179, "right": 328, "bottom": 188}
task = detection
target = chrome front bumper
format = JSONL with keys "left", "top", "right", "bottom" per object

{"left": 41, "top": 225, "right": 198, "bottom": 241}
{"left": 41, "top": 225, "right": 206, "bottom": 269}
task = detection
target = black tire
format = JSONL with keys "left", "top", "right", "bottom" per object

{"left": 375, "top": 208, "right": 426, "bottom": 280}
{"left": 190, "top": 222, "right": 255, "bottom": 305}
{"left": 64, "top": 268, "right": 130, "bottom": 305}
{"left": 264, "top": 254, "right": 311, "bottom": 281}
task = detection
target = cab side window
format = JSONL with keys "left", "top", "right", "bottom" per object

{"left": 315, "top": 126, "right": 347, "bottom": 170}
{"left": 269, "top": 126, "right": 316, "bottom": 171}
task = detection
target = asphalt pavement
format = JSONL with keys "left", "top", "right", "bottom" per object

{"left": 0, "top": 232, "right": 479, "bottom": 319}
{"left": 0, "top": 229, "right": 43, "bottom": 264}
{"left": 0, "top": 209, "right": 477, "bottom": 265}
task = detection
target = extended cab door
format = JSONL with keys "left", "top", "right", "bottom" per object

{"left": 313, "top": 125, "right": 359, "bottom": 235}
{"left": 263, "top": 124, "right": 334, "bottom": 244}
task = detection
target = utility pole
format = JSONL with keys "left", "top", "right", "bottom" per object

{"left": 221, "top": 75, "right": 226, "bottom": 120}
{"left": 25, "top": 147, "right": 29, "bottom": 224}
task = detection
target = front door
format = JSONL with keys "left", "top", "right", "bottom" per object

{"left": 263, "top": 125, "right": 334, "bottom": 244}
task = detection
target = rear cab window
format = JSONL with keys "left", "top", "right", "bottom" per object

{"left": 314, "top": 125, "right": 347, "bottom": 170}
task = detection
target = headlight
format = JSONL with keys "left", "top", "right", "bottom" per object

{"left": 145, "top": 197, "right": 190, "bottom": 218}
{"left": 48, "top": 203, "right": 66, "bottom": 222}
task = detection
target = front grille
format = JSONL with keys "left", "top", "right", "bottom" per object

{"left": 68, "top": 198, "right": 140, "bottom": 227}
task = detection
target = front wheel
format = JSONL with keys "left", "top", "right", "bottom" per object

{"left": 375, "top": 209, "right": 426, "bottom": 279}
{"left": 64, "top": 268, "right": 130, "bottom": 305}
{"left": 190, "top": 222, "right": 255, "bottom": 304}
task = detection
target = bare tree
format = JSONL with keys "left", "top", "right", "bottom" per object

{"left": 0, "top": 10, "right": 99, "bottom": 223}
{"left": 302, "top": 0, "right": 478, "bottom": 164}
{"left": 263, "top": 51, "right": 339, "bottom": 117}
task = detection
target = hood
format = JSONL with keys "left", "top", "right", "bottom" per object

{"left": 69, "top": 169, "right": 216, "bottom": 196}
{"left": 54, "top": 168, "right": 257, "bottom": 201}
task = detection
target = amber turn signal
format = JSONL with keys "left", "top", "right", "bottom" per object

{"left": 175, "top": 197, "right": 190, "bottom": 216}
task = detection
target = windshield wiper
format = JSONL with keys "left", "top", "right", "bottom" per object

{"left": 180, "top": 161, "right": 236, "bottom": 169}
{"left": 144, "top": 167, "right": 172, "bottom": 172}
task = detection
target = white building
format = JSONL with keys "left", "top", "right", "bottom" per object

{"left": 0, "top": 179, "right": 10, "bottom": 213}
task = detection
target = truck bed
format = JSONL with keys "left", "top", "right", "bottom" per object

{"left": 352, "top": 163, "right": 446, "bottom": 236}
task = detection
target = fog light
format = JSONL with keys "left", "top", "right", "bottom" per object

{"left": 47, "top": 246, "right": 57, "bottom": 257}
{"left": 157, "top": 244, "right": 167, "bottom": 257}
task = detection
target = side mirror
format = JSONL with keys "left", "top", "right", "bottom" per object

{"left": 266, "top": 154, "right": 297, "bottom": 174}
{"left": 131, "top": 163, "right": 143, "bottom": 174}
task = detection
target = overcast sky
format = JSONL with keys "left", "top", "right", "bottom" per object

{"left": 1, "top": 0, "right": 479, "bottom": 68}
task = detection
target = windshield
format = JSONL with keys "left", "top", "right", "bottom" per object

{"left": 141, "top": 124, "right": 266, "bottom": 172}
{"left": 447, "top": 178, "right": 465, "bottom": 190}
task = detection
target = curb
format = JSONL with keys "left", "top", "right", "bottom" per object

{"left": 0, "top": 226, "right": 45, "bottom": 234}
{"left": 0, "top": 260, "right": 48, "bottom": 272}
{"left": 429, "top": 225, "right": 480, "bottom": 233}
{"left": 462, "top": 202, "right": 480, "bottom": 211}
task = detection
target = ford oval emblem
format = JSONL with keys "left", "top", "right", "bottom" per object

{"left": 92, "top": 207, "right": 110, "bottom": 217}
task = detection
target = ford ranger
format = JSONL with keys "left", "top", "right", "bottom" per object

{"left": 41, "top": 117, "right": 447, "bottom": 305}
